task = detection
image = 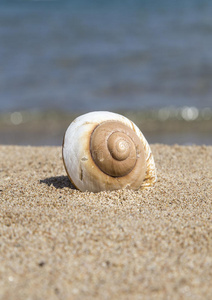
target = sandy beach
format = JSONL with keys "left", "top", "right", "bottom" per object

{"left": 0, "top": 144, "right": 212, "bottom": 299}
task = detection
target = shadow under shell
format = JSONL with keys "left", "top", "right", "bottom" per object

{"left": 40, "top": 175, "right": 76, "bottom": 190}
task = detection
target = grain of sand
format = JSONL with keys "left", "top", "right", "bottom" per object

{"left": 0, "top": 144, "right": 212, "bottom": 300}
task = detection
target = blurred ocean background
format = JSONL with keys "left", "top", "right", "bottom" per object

{"left": 0, "top": 0, "right": 212, "bottom": 145}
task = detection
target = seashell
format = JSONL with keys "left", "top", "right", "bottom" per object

{"left": 62, "top": 111, "right": 156, "bottom": 192}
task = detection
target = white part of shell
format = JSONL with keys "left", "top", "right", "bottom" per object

{"left": 62, "top": 111, "right": 156, "bottom": 192}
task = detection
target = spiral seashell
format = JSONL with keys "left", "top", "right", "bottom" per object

{"left": 62, "top": 111, "right": 156, "bottom": 192}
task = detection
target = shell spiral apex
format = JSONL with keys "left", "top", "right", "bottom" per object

{"left": 62, "top": 111, "right": 156, "bottom": 192}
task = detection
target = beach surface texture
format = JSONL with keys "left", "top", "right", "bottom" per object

{"left": 0, "top": 145, "right": 212, "bottom": 300}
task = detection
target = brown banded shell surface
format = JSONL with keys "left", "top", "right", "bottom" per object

{"left": 90, "top": 120, "right": 147, "bottom": 179}
{"left": 62, "top": 111, "right": 156, "bottom": 192}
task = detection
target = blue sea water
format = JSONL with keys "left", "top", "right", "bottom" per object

{"left": 0, "top": 0, "right": 212, "bottom": 113}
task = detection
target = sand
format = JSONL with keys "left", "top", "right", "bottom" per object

{"left": 0, "top": 144, "right": 212, "bottom": 300}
